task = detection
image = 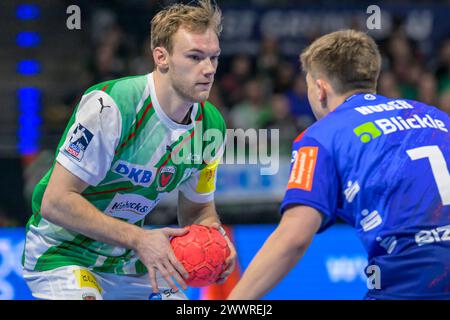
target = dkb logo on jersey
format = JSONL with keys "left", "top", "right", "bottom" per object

{"left": 64, "top": 123, "right": 94, "bottom": 161}
{"left": 157, "top": 166, "right": 176, "bottom": 191}
{"left": 112, "top": 160, "right": 154, "bottom": 187}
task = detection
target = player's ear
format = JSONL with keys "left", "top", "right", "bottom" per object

{"left": 316, "top": 79, "right": 327, "bottom": 103}
{"left": 153, "top": 46, "right": 169, "bottom": 72}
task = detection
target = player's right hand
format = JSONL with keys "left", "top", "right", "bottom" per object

{"left": 134, "top": 227, "right": 189, "bottom": 293}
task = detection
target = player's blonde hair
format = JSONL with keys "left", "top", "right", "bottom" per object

{"left": 300, "top": 30, "right": 381, "bottom": 94}
{"left": 150, "top": 0, "right": 222, "bottom": 54}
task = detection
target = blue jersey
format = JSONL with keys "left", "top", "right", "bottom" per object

{"left": 280, "top": 93, "right": 450, "bottom": 299}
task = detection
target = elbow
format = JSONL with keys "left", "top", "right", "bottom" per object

{"left": 276, "top": 225, "right": 313, "bottom": 255}
{"left": 286, "top": 234, "right": 310, "bottom": 255}
{"left": 40, "top": 191, "right": 59, "bottom": 222}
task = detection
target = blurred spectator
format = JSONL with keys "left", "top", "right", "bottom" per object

{"left": 229, "top": 78, "right": 272, "bottom": 130}
{"left": 256, "top": 36, "right": 282, "bottom": 79}
{"left": 417, "top": 72, "right": 439, "bottom": 106}
{"left": 378, "top": 71, "right": 402, "bottom": 98}
{"left": 220, "top": 55, "right": 253, "bottom": 107}
{"left": 272, "top": 61, "right": 296, "bottom": 94}
{"left": 387, "top": 34, "right": 421, "bottom": 99}
{"left": 265, "top": 94, "right": 299, "bottom": 156}
{"left": 436, "top": 39, "right": 450, "bottom": 93}
{"left": 90, "top": 24, "right": 133, "bottom": 82}
{"left": 128, "top": 35, "right": 154, "bottom": 75}
{"left": 285, "top": 74, "right": 315, "bottom": 131}
{"left": 439, "top": 90, "right": 450, "bottom": 115}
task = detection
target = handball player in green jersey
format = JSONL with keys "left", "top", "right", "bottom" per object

{"left": 22, "top": 0, "right": 236, "bottom": 300}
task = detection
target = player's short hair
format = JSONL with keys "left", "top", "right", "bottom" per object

{"left": 150, "top": 0, "right": 222, "bottom": 54}
{"left": 300, "top": 30, "right": 381, "bottom": 95}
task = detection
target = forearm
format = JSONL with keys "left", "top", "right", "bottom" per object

{"left": 42, "top": 191, "right": 144, "bottom": 250}
{"left": 228, "top": 227, "right": 308, "bottom": 300}
{"left": 178, "top": 201, "right": 220, "bottom": 227}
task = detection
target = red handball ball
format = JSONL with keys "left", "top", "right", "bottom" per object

{"left": 170, "top": 224, "right": 230, "bottom": 287}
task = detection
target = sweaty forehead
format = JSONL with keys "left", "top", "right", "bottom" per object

{"left": 173, "top": 27, "right": 220, "bottom": 53}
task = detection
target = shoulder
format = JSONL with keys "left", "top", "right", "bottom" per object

{"left": 407, "top": 99, "right": 449, "bottom": 121}
{"left": 292, "top": 106, "right": 358, "bottom": 153}
{"left": 85, "top": 74, "right": 147, "bottom": 95}
{"left": 84, "top": 75, "right": 148, "bottom": 111}
{"left": 199, "top": 100, "right": 226, "bottom": 131}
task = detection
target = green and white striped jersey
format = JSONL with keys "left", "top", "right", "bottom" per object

{"left": 23, "top": 73, "right": 226, "bottom": 275}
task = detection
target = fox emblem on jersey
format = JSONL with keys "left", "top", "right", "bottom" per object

{"left": 157, "top": 166, "right": 176, "bottom": 191}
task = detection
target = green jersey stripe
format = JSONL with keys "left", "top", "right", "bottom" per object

{"left": 83, "top": 186, "right": 134, "bottom": 197}
{"left": 115, "top": 101, "right": 153, "bottom": 155}
{"left": 156, "top": 129, "right": 196, "bottom": 172}
{"left": 35, "top": 235, "right": 94, "bottom": 270}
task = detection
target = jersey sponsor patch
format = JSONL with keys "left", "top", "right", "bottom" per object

{"left": 196, "top": 159, "right": 219, "bottom": 193}
{"left": 287, "top": 146, "right": 318, "bottom": 191}
{"left": 353, "top": 114, "right": 448, "bottom": 143}
{"left": 64, "top": 123, "right": 94, "bottom": 161}
{"left": 104, "top": 193, "right": 159, "bottom": 224}
{"left": 112, "top": 160, "right": 155, "bottom": 187}
{"left": 360, "top": 209, "right": 382, "bottom": 232}
{"left": 73, "top": 269, "right": 102, "bottom": 293}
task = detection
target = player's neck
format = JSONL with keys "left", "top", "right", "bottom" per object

{"left": 153, "top": 71, "right": 193, "bottom": 125}
{"left": 328, "top": 90, "right": 374, "bottom": 112}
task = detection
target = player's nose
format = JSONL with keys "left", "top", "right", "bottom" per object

{"left": 202, "top": 59, "right": 216, "bottom": 78}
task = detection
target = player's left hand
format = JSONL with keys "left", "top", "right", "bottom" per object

{"left": 211, "top": 223, "right": 237, "bottom": 284}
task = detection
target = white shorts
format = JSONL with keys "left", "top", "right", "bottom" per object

{"left": 22, "top": 266, "right": 188, "bottom": 300}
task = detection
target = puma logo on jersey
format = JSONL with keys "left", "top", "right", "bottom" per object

{"left": 98, "top": 97, "right": 111, "bottom": 113}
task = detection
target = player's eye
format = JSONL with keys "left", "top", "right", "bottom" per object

{"left": 188, "top": 55, "right": 202, "bottom": 62}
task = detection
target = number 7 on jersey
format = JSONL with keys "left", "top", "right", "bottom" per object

{"left": 407, "top": 145, "right": 450, "bottom": 205}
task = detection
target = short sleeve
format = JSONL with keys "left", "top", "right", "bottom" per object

{"left": 178, "top": 158, "right": 220, "bottom": 203}
{"left": 179, "top": 101, "right": 226, "bottom": 203}
{"left": 280, "top": 134, "right": 339, "bottom": 233}
{"left": 56, "top": 90, "right": 122, "bottom": 186}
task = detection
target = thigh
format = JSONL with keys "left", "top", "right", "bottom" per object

{"left": 99, "top": 272, "right": 188, "bottom": 300}
{"left": 23, "top": 266, "right": 103, "bottom": 300}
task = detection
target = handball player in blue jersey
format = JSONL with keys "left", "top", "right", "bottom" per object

{"left": 229, "top": 30, "right": 450, "bottom": 300}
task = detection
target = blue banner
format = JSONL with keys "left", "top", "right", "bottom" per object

{"left": 220, "top": 4, "right": 450, "bottom": 58}
{"left": 1, "top": 225, "right": 366, "bottom": 300}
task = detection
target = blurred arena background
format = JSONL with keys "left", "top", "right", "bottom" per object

{"left": 0, "top": 0, "right": 449, "bottom": 299}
